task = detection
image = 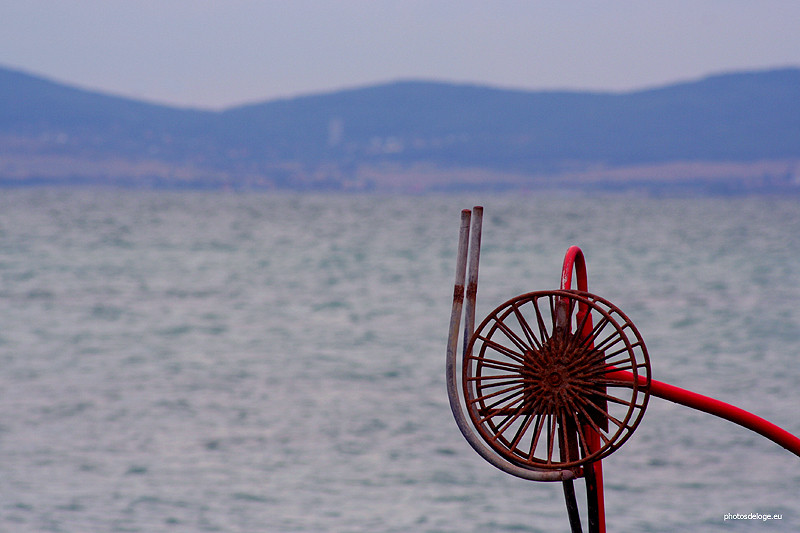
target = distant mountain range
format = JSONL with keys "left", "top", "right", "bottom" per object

{"left": 1, "top": 65, "right": 799, "bottom": 193}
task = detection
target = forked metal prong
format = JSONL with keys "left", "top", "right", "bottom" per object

{"left": 446, "top": 207, "right": 574, "bottom": 483}
{"left": 446, "top": 209, "right": 471, "bottom": 370}
{"left": 463, "top": 206, "right": 483, "bottom": 357}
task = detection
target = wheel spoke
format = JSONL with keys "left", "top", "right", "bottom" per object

{"left": 493, "top": 316, "right": 533, "bottom": 356}
{"left": 527, "top": 413, "right": 546, "bottom": 461}
{"left": 509, "top": 411, "right": 535, "bottom": 450}
{"left": 512, "top": 302, "right": 541, "bottom": 351}
{"left": 532, "top": 297, "right": 552, "bottom": 345}
{"left": 470, "top": 354, "right": 522, "bottom": 373}
{"left": 546, "top": 413, "right": 557, "bottom": 464}
{"left": 470, "top": 382, "right": 525, "bottom": 406}
{"left": 473, "top": 336, "right": 526, "bottom": 364}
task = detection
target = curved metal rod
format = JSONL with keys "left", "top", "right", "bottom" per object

{"left": 606, "top": 369, "right": 800, "bottom": 457}
{"left": 446, "top": 207, "right": 575, "bottom": 482}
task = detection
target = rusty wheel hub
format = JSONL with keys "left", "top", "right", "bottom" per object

{"left": 463, "top": 290, "right": 651, "bottom": 471}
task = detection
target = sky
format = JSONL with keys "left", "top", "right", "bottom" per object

{"left": 1, "top": 1, "right": 799, "bottom": 110}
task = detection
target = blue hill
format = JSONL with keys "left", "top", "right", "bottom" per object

{"left": 1, "top": 66, "right": 798, "bottom": 192}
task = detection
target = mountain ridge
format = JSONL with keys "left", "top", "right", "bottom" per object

{"left": 1, "top": 65, "right": 799, "bottom": 193}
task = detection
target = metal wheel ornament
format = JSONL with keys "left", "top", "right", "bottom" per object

{"left": 463, "top": 289, "right": 651, "bottom": 471}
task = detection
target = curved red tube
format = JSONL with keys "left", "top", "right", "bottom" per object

{"left": 606, "top": 370, "right": 800, "bottom": 457}
{"left": 561, "top": 245, "right": 588, "bottom": 293}
{"left": 562, "top": 246, "right": 606, "bottom": 533}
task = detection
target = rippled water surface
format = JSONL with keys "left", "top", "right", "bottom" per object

{"left": 0, "top": 190, "right": 798, "bottom": 532}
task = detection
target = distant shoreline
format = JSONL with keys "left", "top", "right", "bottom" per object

{"left": 1, "top": 156, "right": 798, "bottom": 196}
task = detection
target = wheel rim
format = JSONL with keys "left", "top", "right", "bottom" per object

{"left": 463, "top": 290, "right": 650, "bottom": 470}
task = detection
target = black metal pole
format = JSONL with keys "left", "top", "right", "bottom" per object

{"left": 562, "top": 479, "right": 583, "bottom": 533}
{"left": 584, "top": 463, "right": 600, "bottom": 533}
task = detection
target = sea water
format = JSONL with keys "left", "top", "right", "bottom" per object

{"left": 0, "top": 190, "right": 798, "bottom": 532}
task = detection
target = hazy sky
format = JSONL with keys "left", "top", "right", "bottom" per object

{"left": 2, "top": 1, "right": 799, "bottom": 109}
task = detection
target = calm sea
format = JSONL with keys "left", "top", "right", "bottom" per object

{"left": 0, "top": 190, "right": 798, "bottom": 532}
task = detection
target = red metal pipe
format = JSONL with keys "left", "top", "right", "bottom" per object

{"left": 561, "top": 246, "right": 606, "bottom": 533}
{"left": 606, "top": 370, "right": 800, "bottom": 457}
{"left": 561, "top": 245, "right": 588, "bottom": 294}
